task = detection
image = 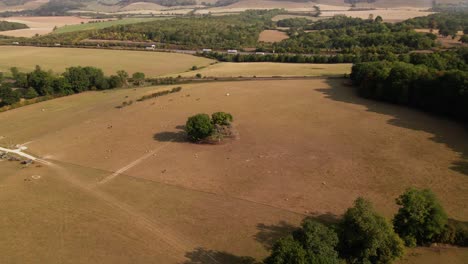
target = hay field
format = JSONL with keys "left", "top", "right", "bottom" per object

{"left": 169, "top": 62, "right": 352, "bottom": 78}
{"left": 0, "top": 46, "right": 214, "bottom": 77}
{"left": 0, "top": 78, "right": 467, "bottom": 263}
{"left": 259, "top": 30, "right": 289, "bottom": 43}
{"left": 320, "top": 9, "right": 434, "bottom": 22}
{"left": 0, "top": 16, "right": 95, "bottom": 37}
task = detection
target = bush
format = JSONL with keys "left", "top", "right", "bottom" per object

{"left": 439, "top": 219, "right": 468, "bottom": 247}
{"left": 339, "top": 198, "right": 404, "bottom": 264}
{"left": 393, "top": 188, "right": 448, "bottom": 246}
{"left": 211, "top": 112, "right": 233, "bottom": 125}
{"left": 23, "top": 87, "right": 39, "bottom": 99}
{"left": 185, "top": 114, "right": 214, "bottom": 142}
{"left": 132, "top": 72, "right": 146, "bottom": 86}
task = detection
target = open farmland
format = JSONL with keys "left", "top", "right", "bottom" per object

{"left": 0, "top": 16, "right": 96, "bottom": 37}
{"left": 169, "top": 62, "right": 352, "bottom": 78}
{"left": 0, "top": 46, "right": 214, "bottom": 77}
{"left": 0, "top": 78, "right": 467, "bottom": 263}
{"left": 319, "top": 9, "right": 434, "bottom": 22}
{"left": 258, "top": 30, "right": 289, "bottom": 43}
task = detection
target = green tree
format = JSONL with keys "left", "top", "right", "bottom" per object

{"left": 393, "top": 188, "right": 448, "bottom": 246}
{"left": 0, "top": 85, "right": 20, "bottom": 106}
{"left": 265, "top": 236, "right": 307, "bottom": 264}
{"left": 460, "top": 35, "right": 468, "bottom": 44}
{"left": 185, "top": 114, "right": 214, "bottom": 142}
{"left": 293, "top": 220, "right": 341, "bottom": 264}
{"left": 27, "top": 65, "right": 53, "bottom": 96}
{"left": 132, "top": 72, "right": 146, "bottom": 86}
{"left": 24, "top": 87, "right": 39, "bottom": 99}
{"left": 63, "top": 67, "right": 90, "bottom": 93}
{"left": 211, "top": 112, "right": 233, "bottom": 125}
{"left": 339, "top": 198, "right": 404, "bottom": 264}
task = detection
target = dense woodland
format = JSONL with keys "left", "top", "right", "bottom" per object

{"left": 272, "top": 16, "right": 437, "bottom": 54}
{"left": 0, "top": 66, "right": 128, "bottom": 108}
{"left": 351, "top": 48, "right": 468, "bottom": 122}
{"left": 0, "top": 20, "right": 28, "bottom": 31}
{"left": 403, "top": 11, "right": 468, "bottom": 38}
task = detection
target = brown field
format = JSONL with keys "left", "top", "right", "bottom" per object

{"left": 320, "top": 9, "right": 434, "bottom": 22}
{"left": 259, "top": 30, "right": 289, "bottom": 43}
{"left": 168, "top": 62, "right": 352, "bottom": 78}
{"left": 0, "top": 78, "right": 467, "bottom": 263}
{"left": 0, "top": 16, "right": 95, "bottom": 37}
{"left": 0, "top": 46, "right": 214, "bottom": 77}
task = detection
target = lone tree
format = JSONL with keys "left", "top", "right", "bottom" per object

{"left": 265, "top": 219, "right": 341, "bottom": 264}
{"left": 339, "top": 198, "right": 404, "bottom": 264}
{"left": 185, "top": 114, "right": 214, "bottom": 142}
{"left": 393, "top": 188, "right": 448, "bottom": 246}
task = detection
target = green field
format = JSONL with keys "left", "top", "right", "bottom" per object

{"left": 53, "top": 17, "right": 167, "bottom": 34}
{"left": 0, "top": 46, "right": 214, "bottom": 77}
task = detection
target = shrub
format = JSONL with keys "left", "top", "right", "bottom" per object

{"left": 132, "top": 72, "right": 146, "bottom": 86}
{"left": 185, "top": 114, "right": 214, "bottom": 142}
{"left": 393, "top": 188, "right": 448, "bottom": 246}
{"left": 23, "top": 87, "right": 39, "bottom": 99}
{"left": 211, "top": 112, "right": 233, "bottom": 125}
{"left": 339, "top": 198, "right": 404, "bottom": 264}
{"left": 439, "top": 219, "right": 468, "bottom": 247}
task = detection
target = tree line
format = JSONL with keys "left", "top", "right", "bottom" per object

{"left": 265, "top": 188, "right": 467, "bottom": 264}
{"left": 351, "top": 48, "right": 468, "bottom": 123}
{"left": 0, "top": 66, "right": 131, "bottom": 108}
{"left": 403, "top": 11, "right": 468, "bottom": 38}
{"left": 0, "top": 21, "right": 28, "bottom": 31}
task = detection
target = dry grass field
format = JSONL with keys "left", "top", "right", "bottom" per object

{"left": 319, "top": 9, "right": 434, "bottom": 22}
{"left": 0, "top": 46, "right": 214, "bottom": 77}
{"left": 258, "top": 30, "right": 289, "bottom": 43}
{"left": 169, "top": 62, "right": 352, "bottom": 78}
{"left": 0, "top": 16, "right": 96, "bottom": 37}
{"left": 0, "top": 78, "right": 467, "bottom": 263}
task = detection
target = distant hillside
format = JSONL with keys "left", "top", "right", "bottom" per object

{"left": 1, "top": 0, "right": 467, "bottom": 15}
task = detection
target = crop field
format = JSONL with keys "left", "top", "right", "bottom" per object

{"left": 0, "top": 46, "right": 214, "bottom": 77}
{"left": 0, "top": 16, "right": 95, "bottom": 37}
{"left": 319, "top": 9, "right": 434, "bottom": 22}
{"left": 0, "top": 78, "right": 467, "bottom": 263}
{"left": 169, "top": 62, "right": 352, "bottom": 78}
{"left": 53, "top": 17, "right": 166, "bottom": 34}
{"left": 258, "top": 30, "right": 290, "bottom": 43}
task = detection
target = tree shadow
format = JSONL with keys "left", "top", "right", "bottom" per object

{"left": 254, "top": 221, "right": 298, "bottom": 250}
{"left": 182, "top": 247, "right": 259, "bottom": 264}
{"left": 153, "top": 125, "right": 187, "bottom": 143}
{"left": 254, "top": 213, "right": 341, "bottom": 250}
{"left": 318, "top": 78, "right": 468, "bottom": 176}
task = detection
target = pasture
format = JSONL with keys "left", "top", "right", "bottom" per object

{"left": 0, "top": 78, "right": 467, "bottom": 263}
{"left": 258, "top": 30, "right": 289, "bottom": 43}
{"left": 0, "top": 46, "right": 214, "bottom": 77}
{"left": 0, "top": 16, "right": 95, "bottom": 37}
{"left": 169, "top": 62, "right": 352, "bottom": 78}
